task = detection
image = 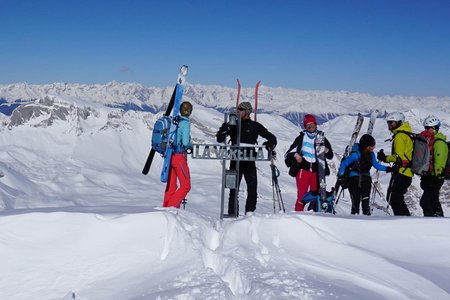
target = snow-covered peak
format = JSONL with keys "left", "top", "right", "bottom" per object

{"left": 2, "top": 82, "right": 450, "bottom": 124}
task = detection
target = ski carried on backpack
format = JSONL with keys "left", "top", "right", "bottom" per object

{"left": 367, "top": 109, "right": 379, "bottom": 136}
{"left": 334, "top": 113, "right": 364, "bottom": 200}
{"left": 141, "top": 65, "right": 188, "bottom": 177}
{"left": 160, "top": 66, "right": 188, "bottom": 182}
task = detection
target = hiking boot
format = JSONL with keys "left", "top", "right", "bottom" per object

{"left": 224, "top": 213, "right": 238, "bottom": 218}
{"left": 245, "top": 211, "right": 254, "bottom": 217}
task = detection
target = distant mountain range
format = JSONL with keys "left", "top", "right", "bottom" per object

{"left": 2, "top": 82, "right": 450, "bottom": 126}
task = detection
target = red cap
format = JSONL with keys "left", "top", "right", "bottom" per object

{"left": 303, "top": 114, "right": 317, "bottom": 128}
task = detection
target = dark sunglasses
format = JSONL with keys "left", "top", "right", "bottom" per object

{"left": 425, "top": 126, "right": 433, "bottom": 130}
{"left": 237, "top": 107, "right": 245, "bottom": 111}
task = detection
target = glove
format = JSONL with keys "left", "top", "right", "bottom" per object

{"left": 336, "top": 175, "right": 349, "bottom": 189}
{"left": 216, "top": 123, "right": 230, "bottom": 142}
{"left": 377, "top": 149, "right": 387, "bottom": 162}
{"left": 218, "top": 123, "right": 230, "bottom": 135}
{"left": 385, "top": 166, "right": 393, "bottom": 173}
{"left": 263, "top": 141, "right": 275, "bottom": 151}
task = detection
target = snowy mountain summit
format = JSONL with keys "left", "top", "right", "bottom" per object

{"left": 1, "top": 82, "right": 450, "bottom": 299}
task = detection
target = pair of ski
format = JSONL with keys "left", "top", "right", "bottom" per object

{"left": 142, "top": 65, "right": 188, "bottom": 182}
{"left": 236, "top": 79, "right": 261, "bottom": 120}
{"left": 333, "top": 110, "right": 379, "bottom": 207}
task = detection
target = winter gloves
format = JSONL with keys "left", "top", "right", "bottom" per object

{"left": 216, "top": 123, "right": 231, "bottom": 143}
{"left": 377, "top": 149, "right": 387, "bottom": 162}
{"left": 336, "top": 175, "right": 349, "bottom": 189}
{"left": 218, "top": 123, "right": 230, "bottom": 135}
{"left": 263, "top": 141, "right": 276, "bottom": 151}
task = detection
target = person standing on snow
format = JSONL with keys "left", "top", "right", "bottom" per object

{"left": 377, "top": 111, "right": 413, "bottom": 216}
{"left": 163, "top": 101, "right": 193, "bottom": 208}
{"left": 216, "top": 101, "right": 277, "bottom": 216}
{"left": 285, "top": 114, "right": 333, "bottom": 212}
{"left": 419, "top": 116, "right": 447, "bottom": 217}
{"left": 337, "top": 134, "right": 392, "bottom": 215}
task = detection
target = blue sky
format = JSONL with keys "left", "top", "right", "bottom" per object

{"left": 1, "top": 0, "right": 450, "bottom": 96}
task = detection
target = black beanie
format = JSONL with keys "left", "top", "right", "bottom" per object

{"left": 359, "top": 134, "right": 376, "bottom": 149}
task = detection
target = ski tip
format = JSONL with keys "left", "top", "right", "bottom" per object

{"left": 180, "top": 65, "right": 188, "bottom": 76}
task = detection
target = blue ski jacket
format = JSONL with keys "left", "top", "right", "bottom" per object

{"left": 338, "top": 143, "right": 387, "bottom": 177}
{"left": 175, "top": 116, "right": 192, "bottom": 153}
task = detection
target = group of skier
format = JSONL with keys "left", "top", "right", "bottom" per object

{"left": 376, "top": 113, "right": 447, "bottom": 217}
{"left": 161, "top": 99, "right": 446, "bottom": 218}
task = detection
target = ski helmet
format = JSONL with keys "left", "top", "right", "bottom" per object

{"left": 180, "top": 101, "right": 193, "bottom": 117}
{"left": 385, "top": 111, "right": 405, "bottom": 123}
{"left": 423, "top": 116, "right": 440, "bottom": 128}
{"left": 303, "top": 114, "right": 317, "bottom": 128}
{"left": 359, "top": 134, "right": 376, "bottom": 149}
{"left": 238, "top": 101, "right": 253, "bottom": 113}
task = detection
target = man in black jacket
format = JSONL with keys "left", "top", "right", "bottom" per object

{"left": 216, "top": 101, "right": 277, "bottom": 216}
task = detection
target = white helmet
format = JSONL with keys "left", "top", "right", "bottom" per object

{"left": 386, "top": 112, "right": 405, "bottom": 122}
{"left": 423, "top": 116, "right": 441, "bottom": 128}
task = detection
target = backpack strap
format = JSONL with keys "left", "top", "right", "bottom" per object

{"left": 390, "top": 130, "right": 416, "bottom": 165}
{"left": 286, "top": 132, "right": 304, "bottom": 154}
{"left": 346, "top": 149, "right": 361, "bottom": 173}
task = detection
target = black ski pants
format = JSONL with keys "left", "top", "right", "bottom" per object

{"left": 387, "top": 172, "right": 412, "bottom": 216}
{"left": 348, "top": 175, "right": 372, "bottom": 215}
{"left": 228, "top": 160, "right": 258, "bottom": 215}
{"left": 420, "top": 175, "right": 444, "bottom": 217}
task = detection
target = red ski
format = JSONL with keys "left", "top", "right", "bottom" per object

{"left": 235, "top": 79, "right": 241, "bottom": 109}
{"left": 254, "top": 80, "right": 261, "bottom": 121}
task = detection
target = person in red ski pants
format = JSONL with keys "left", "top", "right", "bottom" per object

{"left": 163, "top": 101, "right": 193, "bottom": 208}
{"left": 285, "top": 114, "right": 333, "bottom": 211}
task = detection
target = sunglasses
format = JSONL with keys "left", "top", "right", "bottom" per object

{"left": 237, "top": 107, "right": 246, "bottom": 111}
{"left": 425, "top": 126, "right": 433, "bottom": 130}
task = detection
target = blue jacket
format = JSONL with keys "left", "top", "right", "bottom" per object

{"left": 175, "top": 116, "right": 192, "bottom": 153}
{"left": 338, "top": 143, "right": 387, "bottom": 177}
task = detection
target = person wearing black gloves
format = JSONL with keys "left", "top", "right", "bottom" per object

{"left": 377, "top": 112, "right": 413, "bottom": 216}
{"left": 337, "top": 134, "right": 392, "bottom": 215}
{"left": 216, "top": 101, "right": 277, "bottom": 216}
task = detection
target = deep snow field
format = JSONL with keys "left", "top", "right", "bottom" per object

{"left": 1, "top": 91, "right": 450, "bottom": 299}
